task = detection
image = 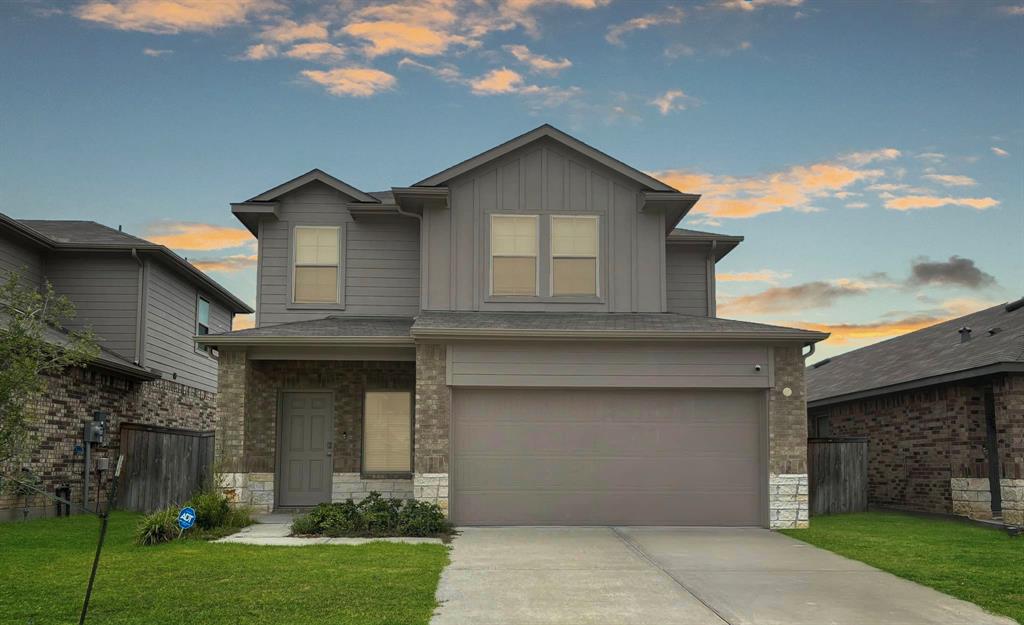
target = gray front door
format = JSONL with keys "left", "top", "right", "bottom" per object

{"left": 279, "top": 392, "right": 333, "bottom": 507}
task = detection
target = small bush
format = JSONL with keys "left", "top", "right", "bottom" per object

{"left": 291, "top": 492, "right": 452, "bottom": 538}
{"left": 187, "top": 490, "right": 230, "bottom": 530}
{"left": 134, "top": 506, "right": 179, "bottom": 546}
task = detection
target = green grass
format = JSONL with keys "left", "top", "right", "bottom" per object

{"left": 0, "top": 512, "right": 449, "bottom": 625}
{"left": 781, "top": 512, "right": 1024, "bottom": 624}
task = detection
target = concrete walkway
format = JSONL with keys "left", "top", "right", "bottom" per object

{"left": 431, "top": 527, "right": 1014, "bottom": 625}
{"left": 214, "top": 518, "right": 442, "bottom": 546}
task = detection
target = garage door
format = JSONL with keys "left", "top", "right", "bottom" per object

{"left": 451, "top": 388, "right": 764, "bottom": 526}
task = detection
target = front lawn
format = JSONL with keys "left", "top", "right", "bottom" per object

{"left": 781, "top": 512, "right": 1024, "bottom": 624}
{"left": 0, "top": 512, "right": 449, "bottom": 625}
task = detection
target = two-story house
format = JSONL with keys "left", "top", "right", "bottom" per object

{"left": 0, "top": 213, "right": 252, "bottom": 519}
{"left": 199, "top": 125, "right": 827, "bottom": 529}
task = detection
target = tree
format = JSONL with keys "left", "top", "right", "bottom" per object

{"left": 0, "top": 271, "right": 99, "bottom": 477}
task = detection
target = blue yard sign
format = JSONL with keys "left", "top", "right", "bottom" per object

{"left": 177, "top": 507, "right": 196, "bottom": 530}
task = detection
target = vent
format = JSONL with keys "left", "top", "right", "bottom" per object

{"left": 812, "top": 358, "right": 832, "bottom": 368}
{"left": 1006, "top": 297, "right": 1024, "bottom": 313}
{"left": 988, "top": 327, "right": 1003, "bottom": 336}
{"left": 958, "top": 326, "right": 972, "bottom": 343}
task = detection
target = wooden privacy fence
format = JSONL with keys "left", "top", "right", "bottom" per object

{"left": 808, "top": 437, "right": 868, "bottom": 516}
{"left": 118, "top": 423, "right": 215, "bottom": 513}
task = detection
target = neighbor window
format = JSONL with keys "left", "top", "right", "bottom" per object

{"left": 363, "top": 391, "right": 412, "bottom": 474}
{"left": 490, "top": 215, "right": 538, "bottom": 296}
{"left": 551, "top": 215, "right": 599, "bottom": 296}
{"left": 293, "top": 226, "right": 340, "bottom": 304}
{"left": 196, "top": 296, "right": 210, "bottom": 335}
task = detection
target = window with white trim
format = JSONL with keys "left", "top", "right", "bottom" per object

{"left": 196, "top": 296, "right": 210, "bottom": 335}
{"left": 363, "top": 391, "right": 412, "bottom": 473}
{"left": 551, "top": 215, "right": 599, "bottom": 296}
{"left": 293, "top": 226, "right": 340, "bottom": 304}
{"left": 490, "top": 215, "right": 538, "bottom": 296}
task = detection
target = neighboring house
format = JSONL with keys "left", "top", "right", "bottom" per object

{"left": 0, "top": 214, "right": 252, "bottom": 519}
{"left": 807, "top": 300, "right": 1024, "bottom": 526}
{"left": 198, "top": 125, "right": 827, "bottom": 529}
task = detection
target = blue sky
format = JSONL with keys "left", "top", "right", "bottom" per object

{"left": 1, "top": 0, "right": 1021, "bottom": 359}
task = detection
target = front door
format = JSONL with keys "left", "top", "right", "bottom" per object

{"left": 279, "top": 392, "right": 333, "bottom": 507}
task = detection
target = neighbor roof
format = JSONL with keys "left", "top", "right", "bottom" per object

{"left": 668, "top": 228, "right": 744, "bottom": 261}
{"left": 3, "top": 215, "right": 252, "bottom": 314}
{"left": 414, "top": 124, "right": 679, "bottom": 192}
{"left": 411, "top": 311, "right": 828, "bottom": 342}
{"left": 195, "top": 316, "right": 414, "bottom": 345}
{"left": 807, "top": 299, "right": 1024, "bottom": 407}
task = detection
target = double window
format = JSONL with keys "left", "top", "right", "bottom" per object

{"left": 363, "top": 391, "right": 412, "bottom": 474}
{"left": 490, "top": 214, "right": 599, "bottom": 297}
{"left": 293, "top": 226, "right": 340, "bottom": 304}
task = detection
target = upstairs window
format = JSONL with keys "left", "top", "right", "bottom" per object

{"left": 196, "top": 296, "right": 210, "bottom": 335}
{"left": 551, "top": 215, "right": 599, "bottom": 296}
{"left": 293, "top": 226, "right": 340, "bottom": 304}
{"left": 490, "top": 215, "right": 538, "bottom": 296}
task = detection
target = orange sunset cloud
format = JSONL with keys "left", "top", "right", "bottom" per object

{"left": 147, "top": 222, "right": 254, "bottom": 251}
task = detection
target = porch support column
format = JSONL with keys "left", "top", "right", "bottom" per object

{"left": 214, "top": 348, "right": 260, "bottom": 509}
{"left": 413, "top": 342, "right": 450, "bottom": 515}
{"left": 767, "top": 345, "right": 810, "bottom": 529}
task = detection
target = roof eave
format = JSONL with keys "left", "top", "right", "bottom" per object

{"left": 231, "top": 202, "right": 279, "bottom": 237}
{"left": 247, "top": 169, "right": 379, "bottom": 204}
{"left": 410, "top": 327, "right": 829, "bottom": 342}
{"left": 194, "top": 335, "right": 414, "bottom": 346}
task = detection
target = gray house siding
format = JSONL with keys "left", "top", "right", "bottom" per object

{"left": 257, "top": 182, "right": 420, "bottom": 326}
{"left": 423, "top": 138, "right": 666, "bottom": 313}
{"left": 0, "top": 230, "right": 45, "bottom": 288}
{"left": 142, "top": 258, "right": 230, "bottom": 393}
{"left": 665, "top": 246, "right": 711, "bottom": 316}
{"left": 44, "top": 253, "right": 139, "bottom": 361}
{"left": 447, "top": 341, "right": 772, "bottom": 388}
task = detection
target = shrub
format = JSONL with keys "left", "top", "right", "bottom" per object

{"left": 359, "top": 492, "right": 403, "bottom": 537}
{"left": 290, "top": 493, "right": 452, "bottom": 538}
{"left": 290, "top": 514, "right": 320, "bottom": 536}
{"left": 398, "top": 500, "right": 453, "bottom": 536}
{"left": 187, "top": 490, "right": 230, "bottom": 530}
{"left": 134, "top": 506, "right": 180, "bottom": 546}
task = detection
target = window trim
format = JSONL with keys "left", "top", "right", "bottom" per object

{"left": 488, "top": 214, "right": 539, "bottom": 298}
{"left": 195, "top": 295, "right": 217, "bottom": 358}
{"left": 288, "top": 224, "right": 345, "bottom": 309}
{"left": 360, "top": 389, "right": 414, "bottom": 479}
{"left": 549, "top": 214, "right": 600, "bottom": 298}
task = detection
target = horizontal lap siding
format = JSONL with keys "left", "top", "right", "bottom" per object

{"left": 45, "top": 253, "right": 139, "bottom": 360}
{"left": 143, "top": 259, "right": 228, "bottom": 392}
{"left": 665, "top": 246, "right": 708, "bottom": 316}
{"left": 0, "top": 231, "right": 45, "bottom": 288}
{"left": 449, "top": 341, "right": 771, "bottom": 388}
{"left": 257, "top": 182, "right": 420, "bottom": 325}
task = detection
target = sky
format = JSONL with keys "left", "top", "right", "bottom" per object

{"left": 1, "top": 0, "right": 1021, "bottom": 361}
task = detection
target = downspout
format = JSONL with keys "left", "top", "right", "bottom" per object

{"left": 706, "top": 240, "right": 717, "bottom": 317}
{"left": 131, "top": 249, "right": 145, "bottom": 366}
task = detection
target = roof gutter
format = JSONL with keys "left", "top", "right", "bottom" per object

{"left": 410, "top": 327, "right": 830, "bottom": 342}
{"left": 194, "top": 335, "right": 414, "bottom": 347}
{"left": 131, "top": 248, "right": 145, "bottom": 366}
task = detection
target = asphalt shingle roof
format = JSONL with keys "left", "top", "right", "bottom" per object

{"left": 807, "top": 300, "right": 1024, "bottom": 404}
{"left": 19, "top": 220, "right": 154, "bottom": 246}
{"left": 211, "top": 316, "right": 414, "bottom": 338}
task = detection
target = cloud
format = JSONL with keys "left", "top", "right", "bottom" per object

{"left": 76, "top": 0, "right": 281, "bottom": 34}
{"left": 883, "top": 195, "right": 999, "bottom": 211}
{"left": 190, "top": 254, "right": 258, "bottom": 272}
{"left": 840, "top": 148, "right": 901, "bottom": 166}
{"left": 301, "top": 67, "right": 397, "bottom": 97}
{"left": 652, "top": 156, "right": 886, "bottom": 220}
{"left": 239, "top": 43, "right": 278, "bottom": 60}
{"left": 469, "top": 67, "right": 524, "bottom": 94}
{"left": 342, "top": 19, "right": 471, "bottom": 57}
{"left": 142, "top": 48, "right": 172, "bottom": 57}
{"left": 259, "top": 19, "right": 328, "bottom": 42}
{"left": 991, "top": 146, "right": 1010, "bottom": 157}
{"left": 232, "top": 314, "right": 255, "bottom": 331}
{"left": 649, "top": 89, "right": 697, "bottom": 115}
{"left": 503, "top": 44, "right": 571, "bottom": 75}
{"left": 718, "top": 280, "right": 872, "bottom": 316}
{"left": 793, "top": 298, "right": 994, "bottom": 345}
{"left": 146, "top": 222, "right": 254, "bottom": 251}
{"left": 401, "top": 58, "right": 579, "bottom": 106}
{"left": 664, "top": 43, "right": 695, "bottom": 58}
{"left": 998, "top": 5, "right": 1024, "bottom": 15}
{"left": 715, "top": 0, "right": 804, "bottom": 11}
{"left": 398, "top": 57, "right": 463, "bottom": 82}
{"left": 845, "top": 202, "right": 868, "bottom": 208}
{"left": 907, "top": 255, "right": 997, "bottom": 289}
{"left": 605, "top": 6, "right": 684, "bottom": 46}
{"left": 922, "top": 173, "right": 976, "bottom": 187}
{"left": 284, "top": 42, "right": 347, "bottom": 62}
{"left": 915, "top": 152, "right": 945, "bottom": 162}
{"left": 717, "top": 269, "right": 792, "bottom": 284}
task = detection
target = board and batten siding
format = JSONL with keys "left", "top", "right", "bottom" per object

{"left": 447, "top": 341, "right": 772, "bottom": 388}
{"left": 665, "top": 246, "right": 711, "bottom": 316}
{"left": 256, "top": 182, "right": 420, "bottom": 326}
{"left": 0, "top": 230, "right": 46, "bottom": 288}
{"left": 423, "top": 138, "right": 666, "bottom": 313}
{"left": 142, "top": 258, "right": 230, "bottom": 393}
{"left": 44, "top": 253, "right": 139, "bottom": 361}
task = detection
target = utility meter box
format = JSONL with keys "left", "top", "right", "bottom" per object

{"left": 84, "top": 421, "right": 107, "bottom": 445}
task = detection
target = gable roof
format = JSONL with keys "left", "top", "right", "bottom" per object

{"left": 3, "top": 215, "right": 252, "bottom": 314}
{"left": 668, "top": 228, "right": 744, "bottom": 261}
{"left": 414, "top": 124, "right": 678, "bottom": 192}
{"left": 247, "top": 168, "right": 379, "bottom": 203}
{"left": 807, "top": 299, "right": 1024, "bottom": 406}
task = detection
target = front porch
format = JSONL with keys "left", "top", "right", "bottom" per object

{"left": 213, "top": 343, "right": 450, "bottom": 514}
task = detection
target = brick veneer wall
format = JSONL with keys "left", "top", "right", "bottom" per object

{"left": 810, "top": 373, "right": 1024, "bottom": 521}
{"left": 2, "top": 367, "right": 216, "bottom": 520}
{"left": 414, "top": 344, "right": 450, "bottom": 514}
{"left": 768, "top": 345, "right": 810, "bottom": 528}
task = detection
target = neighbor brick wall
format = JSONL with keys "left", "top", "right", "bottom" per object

{"left": 810, "top": 373, "right": 1024, "bottom": 518}
{"left": 2, "top": 367, "right": 216, "bottom": 520}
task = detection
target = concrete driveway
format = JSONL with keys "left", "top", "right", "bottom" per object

{"left": 432, "top": 527, "right": 1014, "bottom": 625}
